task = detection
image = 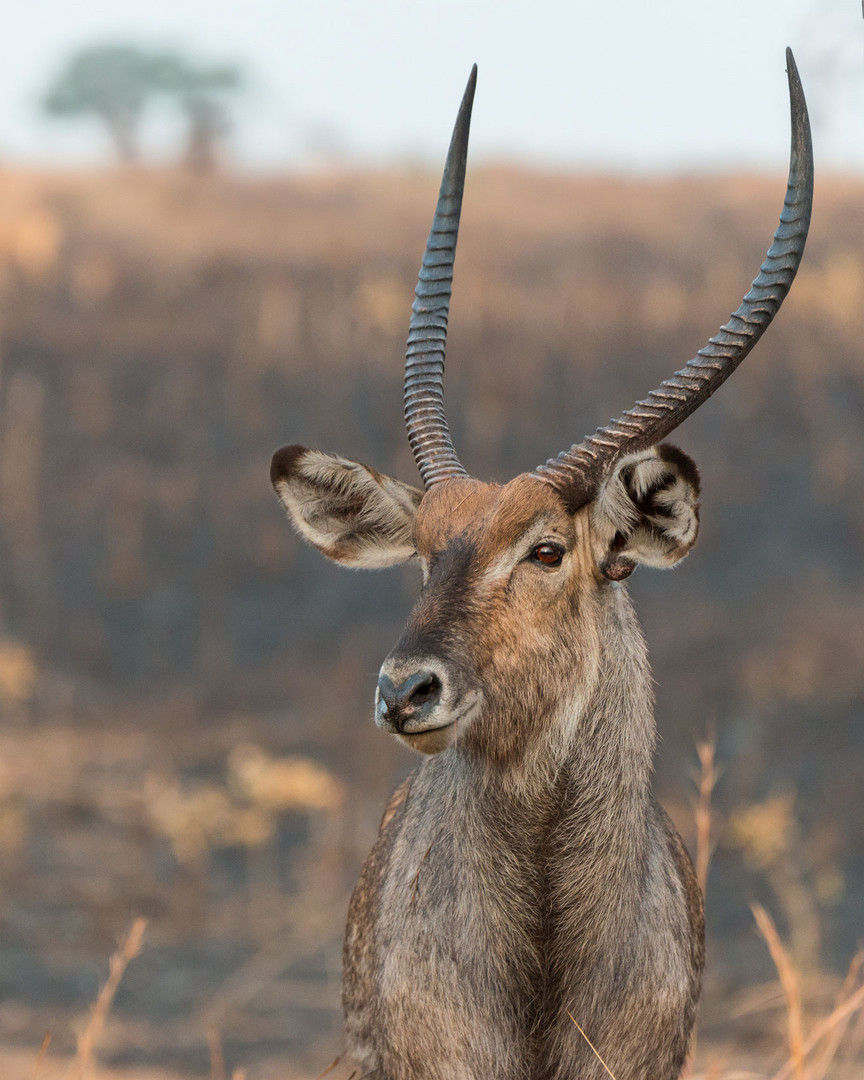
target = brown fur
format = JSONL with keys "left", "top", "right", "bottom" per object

{"left": 272, "top": 444, "right": 705, "bottom": 1079}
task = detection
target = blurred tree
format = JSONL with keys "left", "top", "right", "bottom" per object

{"left": 153, "top": 57, "right": 244, "bottom": 174}
{"left": 42, "top": 44, "right": 166, "bottom": 163}
{"left": 42, "top": 44, "right": 244, "bottom": 170}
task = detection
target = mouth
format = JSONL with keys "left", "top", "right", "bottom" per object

{"left": 375, "top": 686, "right": 484, "bottom": 756}
{"left": 392, "top": 690, "right": 484, "bottom": 755}
{"left": 396, "top": 723, "right": 455, "bottom": 755}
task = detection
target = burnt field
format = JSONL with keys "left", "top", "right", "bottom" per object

{"left": 0, "top": 164, "right": 862, "bottom": 1077}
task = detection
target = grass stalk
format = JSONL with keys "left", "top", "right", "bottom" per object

{"left": 752, "top": 904, "right": 805, "bottom": 1080}
{"left": 73, "top": 917, "right": 148, "bottom": 1078}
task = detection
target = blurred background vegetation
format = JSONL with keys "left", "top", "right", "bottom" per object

{"left": 0, "top": 17, "right": 863, "bottom": 1080}
{"left": 41, "top": 44, "right": 243, "bottom": 173}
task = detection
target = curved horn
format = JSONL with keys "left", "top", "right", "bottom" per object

{"left": 404, "top": 66, "right": 477, "bottom": 488}
{"left": 534, "top": 48, "right": 813, "bottom": 510}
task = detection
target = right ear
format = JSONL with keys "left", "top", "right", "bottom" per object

{"left": 270, "top": 446, "right": 424, "bottom": 568}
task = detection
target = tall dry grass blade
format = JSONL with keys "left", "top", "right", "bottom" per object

{"left": 844, "top": 994, "right": 864, "bottom": 1066}
{"left": 683, "top": 1055, "right": 738, "bottom": 1079}
{"left": 730, "top": 980, "right": 789, "bottom": 1020}
{"left": 31, "top": 1031, "right": 51, "bottom": 1080}
{"left": 73, "top": 916, "right": 148, "bottom": 1079}
{"left": 752, "top": 903, "right": 806, "bottom": 1080}
{"left": 687, "top": 734, "right": 720, "bottom": 1076}
{"left": 315, "top": 1057, "right": 343, "bottom": 1079}
{"left": 566, "top": 1010, "right": 618, "bottom": 1080}
{"left": 198, "top": 910, "right": 340, "bottom": 1031}
{"left": 770, "top": 980, "right": 864, "bottom": 1080}
{"left": 207, "top": 1026, "right": 226, "bottom": 1080}
{"left": 805, "top": 949, "right": 864, "bottom": 1080}
{"left": 693, "top": 735, "right": 720, "bottom": 898}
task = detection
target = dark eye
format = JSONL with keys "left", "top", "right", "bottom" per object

{"left": 529, "top": 543, "right": 564, "bottom": 568}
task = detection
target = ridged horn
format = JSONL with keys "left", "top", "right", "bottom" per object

{"left": 533, "top": 48, "right": 813, "bottom": 510}
{"left": 404, "top": 66, "right": 477, "bottom": 488}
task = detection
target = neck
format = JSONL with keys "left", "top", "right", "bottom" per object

{"left": 467, "top": 585, "right": 655, "bottom": 819}
{"left": 572, "top": 583, "right": 656, "bottom": 801}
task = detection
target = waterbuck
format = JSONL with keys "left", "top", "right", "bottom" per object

{"left": 271, "top": 51, "right": 812, "bottom": 1080}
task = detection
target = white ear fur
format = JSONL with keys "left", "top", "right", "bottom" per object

{"left": 271, "top": 446, "right": 423, "bottom": 568}
{"left": 594, "top": 444, "right": 700, "bottom": 574}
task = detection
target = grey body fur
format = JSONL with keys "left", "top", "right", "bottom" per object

{"left": 272, "top": 451, "right": 706, "bottom": 1079}
{"left": 343, "top": 585, "right": 703, "bottom": 1080}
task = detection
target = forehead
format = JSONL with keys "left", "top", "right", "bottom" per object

{"left": 414, "top": 474, "right": 571, "bottom": 555}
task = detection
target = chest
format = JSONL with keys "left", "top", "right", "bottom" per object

{"left": 358, "top": 763, "right": 642, "bottom": 1000}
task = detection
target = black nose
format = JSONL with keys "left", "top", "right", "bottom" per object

{"left": 377, "top": 670, "right": 443, "bottom": 731}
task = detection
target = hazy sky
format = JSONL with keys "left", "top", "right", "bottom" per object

{"left": 3, "top": 0, "right": 863, "bottom": 171}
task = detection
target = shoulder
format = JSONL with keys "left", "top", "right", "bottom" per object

{"left": 652, "top": 798, "right": 705, "bottom": 958}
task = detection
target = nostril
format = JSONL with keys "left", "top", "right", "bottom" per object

{"left": 408, "top": 673, "right": 441, "bottom": 708}
{"left": 376, "top": 666, "right": 445, "bottom": 732}
{"left": 396, "top": 670, "right": 441, "bottom": 712}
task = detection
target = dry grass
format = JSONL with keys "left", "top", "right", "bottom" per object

{"left": 30, "top": 1033, "right": 51, "bottom": 1080}
{"left": 751, "top": 905, "right": 806, "bottom": 1080}
{"left": 25, "top": 919, "right": 150, "bottom": 1080}
{"left": 693, "top": 737, "right": 720, "bottom": 899}
{"left": 73, "top": 919, "right": 148, "bottom": 1078}
{"left": 11, "top": 736, "right": 862, "bottom": 1080}
{"left": 566, "top": 1010, "right": 619, "bottom": 1079}
{"left": 0, "top": 162, "right": 859, "bottom": 1078}
{"left": 689, "top": 826, "right": 864, "bottom": 1079}
{"left": 685, "top": 736, "right": 864, "bottom": 1080}
{"left": 764, "top": 958, "right": 864, "bottom": 1080}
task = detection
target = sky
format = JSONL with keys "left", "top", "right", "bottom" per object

{"left": 2, "top": 0, "right": 863, "bottom": 172}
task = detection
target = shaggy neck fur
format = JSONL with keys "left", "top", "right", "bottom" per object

{"left": 462, "top": 579, "right": 655, "bottom": 807}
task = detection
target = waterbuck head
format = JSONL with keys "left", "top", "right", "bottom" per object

{"left": 272, "top": 55, "right": 812, "bottom": 766}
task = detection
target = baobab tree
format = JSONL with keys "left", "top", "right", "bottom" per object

{"left": 42, "top": 44, "right": 165, "bottom": 164}
{"left": 42, "top": 43, "right": 243, "bottom": 170}
{"left": 153, "top": 56, "right": 244, "bottom": 174}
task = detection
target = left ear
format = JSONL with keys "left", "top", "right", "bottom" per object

{"left": 593, "top": 444, "right": 701, "bottom": 580}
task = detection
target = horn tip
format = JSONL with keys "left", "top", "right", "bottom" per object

{"left": 462, "top": 65, "right": 478, "bottom": 109}
{"left": 783, "top": 46, "right": 812, "bottom": 184}
{"left": 785, "top": 47, "right": 802, "bottom": 94}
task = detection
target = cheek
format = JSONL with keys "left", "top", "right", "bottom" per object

{"left": 481, "top": 577, "right": 584, "bottom": 682}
